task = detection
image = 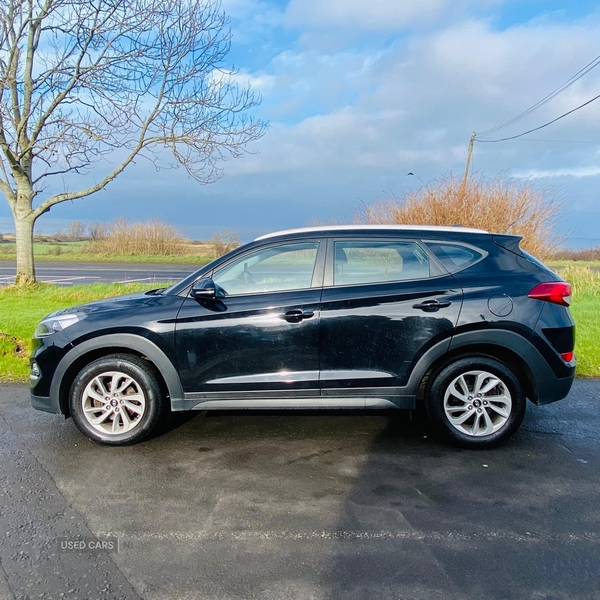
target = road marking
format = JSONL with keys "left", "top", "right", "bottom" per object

{"left": 113, "top": 277, "right": 154, "bottom": 283}
{"left": 93, "top": 529, "right": 600, "bottom": 544}
{"left": 38, "top": 276, "right": 101, "bottom": 282}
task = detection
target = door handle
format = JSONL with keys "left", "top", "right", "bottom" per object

{"left": 412, "top": 299, "right": 452, "bottom": 312}
{"left": 281, "top": 309, "right": 314, "bottom": 323}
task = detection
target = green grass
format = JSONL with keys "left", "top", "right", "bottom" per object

{"left": 559, "top": 264, "right": 600, "bottom": 378}
{"left": 0, "top": 270, "right": 599, "bottom": 382}
{"left": 570, "top": 294, "right": 600, "bottom": 377}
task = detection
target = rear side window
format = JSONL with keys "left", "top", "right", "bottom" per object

{"left": 333, "top": 241, "right": 430, "bottom": 286}
{"left": 425, "top": 242, "right": 485, "bottom": 273}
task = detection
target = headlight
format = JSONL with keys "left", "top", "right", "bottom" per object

{"left": 34, "top": 313, "right": 84, "bottom": 338}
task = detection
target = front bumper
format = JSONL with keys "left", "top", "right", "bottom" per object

{"left": 31, "top": 393, "right": 63, "bottom": 415}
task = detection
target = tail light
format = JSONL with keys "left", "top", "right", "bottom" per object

{"left": 528, "top": 282, "right": 572, "bottom": 306}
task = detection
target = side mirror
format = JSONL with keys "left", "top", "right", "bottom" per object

{"left": 191, "top": 277, "right": 217, "bottom": 300}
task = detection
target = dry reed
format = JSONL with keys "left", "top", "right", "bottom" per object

{"left": 88, "top": 218, "right": 184, "bottom": 256}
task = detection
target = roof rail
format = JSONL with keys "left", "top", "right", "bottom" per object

{"left": 255, "top": 224, "right": 489, "bottom": 241}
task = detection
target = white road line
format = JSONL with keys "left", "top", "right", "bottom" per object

{"left": 113, "top": 277, "right": 154, "bottom": 283}
{"left": 93, "top": 529, "right": 600, "bottom": 544}
{"left": 37, "top": 277, "right": 101, "bottom": 284}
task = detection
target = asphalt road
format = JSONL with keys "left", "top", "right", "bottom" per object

{"left": 0, "top": 261, "right": 196, "bottom": 286}
{"left": 0, "top": 380, "right": 599, "bottom": 600}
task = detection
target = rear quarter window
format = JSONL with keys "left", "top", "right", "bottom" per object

{"left": 425, "top": 242, "right": 486, "bottom": 273}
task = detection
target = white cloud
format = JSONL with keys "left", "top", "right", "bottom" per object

{"left": 208, "top": 69, "right": 275, "bottom": 92}
{"left": 221, "top": 0, "right": 284, "bottom": 43}
{"left": 7, "top": 3, "right": 600, "bottom": 240}
{"left": 206, "top": 10, "right": 600, "bottom": 243}
{"left": 286, "top": 0, "right": 450, "bottom": 31}
{"left": 231, "top": 72, "right": 276, "bottom": 91}
{"left": 513, "top": 166, "right": 600, "bottom": 179}
{"left": 232, "top": 15, "right": 600, "bottom": 183}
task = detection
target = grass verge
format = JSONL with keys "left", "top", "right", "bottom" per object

{"left": 0, "top": 270, "right": 598, "bottom": 382}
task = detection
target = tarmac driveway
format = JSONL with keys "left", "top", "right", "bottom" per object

{"left": 0, "top": 380, "right": 599, "bottom": 600}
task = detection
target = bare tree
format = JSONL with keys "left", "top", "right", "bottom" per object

{"left": 88, "top": 221, "right": 107, "bottom": 242}
{"left": 64, "top": 220, "right": 86, "bottom": 240}
{"left": 0, "top": 0, "right": 266, "bottom": 284}
{"left": 209, "top": 228, "right": 241, "bottom": 257}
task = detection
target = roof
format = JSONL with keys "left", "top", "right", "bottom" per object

{"left": 255, "top": 224, "right": 489, "bottom": 241}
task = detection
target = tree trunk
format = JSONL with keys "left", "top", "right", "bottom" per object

{"left": 14, "top": 215, "right": 36, "bottom": 286}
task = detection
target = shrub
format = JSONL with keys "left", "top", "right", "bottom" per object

{"left": 355, "top": 173, "right": 563, "bottom": 259}
{"left": 551, "top": 246, "right": 600, "bottom": 262}
{"left": 88, "top": 218, "right": 184, "bottom": 256}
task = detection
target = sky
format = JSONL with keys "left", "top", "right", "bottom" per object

{"left": 2, "top": 0, "right": 600, "bottom": 246}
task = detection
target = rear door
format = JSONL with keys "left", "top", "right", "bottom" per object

{"left": 319, "top": 237, "right": 462, "bottom": 393}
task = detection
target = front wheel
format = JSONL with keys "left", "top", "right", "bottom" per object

{"left": 425, "top": 357, "right": 526, "bottom": 448}
{"left": 69, "top": 354, "right": 163, "bottom": 445}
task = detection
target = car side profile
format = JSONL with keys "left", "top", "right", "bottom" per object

{"left": 30, "top": 225, "right": 575, "bottom": 448}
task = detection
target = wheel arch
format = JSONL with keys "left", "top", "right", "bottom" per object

{"left": 410, "top": 330, "right": 542, "bottom": 406}
{"left": 51, "top": 334, "right": 184, "bottom": 417}
{"left": 416, "top": 344, "right": 537, "bottom": 405}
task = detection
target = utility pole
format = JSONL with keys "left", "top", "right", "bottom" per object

{"left": 462, "top": 131, "right": 476, "bottom": 193}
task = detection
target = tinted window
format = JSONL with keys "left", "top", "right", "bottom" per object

{"left": 213, "top": 242, "right": 319, "bottom": 295}
{"left": 333, "top": 241, "right": 430, "bottom": 286}
{"left": 425, "top": 242, "right": 484, "bottom": 272}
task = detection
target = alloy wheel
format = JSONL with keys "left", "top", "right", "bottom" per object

{"left": 443, "top": 370, "right": 512, "bottom": 437}
{"left": 81, "top": 370, "right": 146, "bottom": 435}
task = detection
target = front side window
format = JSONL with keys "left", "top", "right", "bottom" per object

{"left": 213, "top": 242, "right": 319, "bottom": 295}
{"left": 333, "top": 241, "right": 430, "bottom": 286}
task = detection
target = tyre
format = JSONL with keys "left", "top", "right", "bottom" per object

{"left": 69, "top": 354, "right": 163, "bottom": 445}
{"left": 425, "top": 356, "right": 526, "bottom": 448}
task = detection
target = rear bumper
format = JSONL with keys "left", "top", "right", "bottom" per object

{"left": 534, "top": 369, "right": 575, "bottom": 406}
{"left": 31, "top": 393, "right": 63, "bottom": 415}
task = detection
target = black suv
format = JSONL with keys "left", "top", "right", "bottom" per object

{"left": 30, "top": 225, "right": 575, "bottom": 448}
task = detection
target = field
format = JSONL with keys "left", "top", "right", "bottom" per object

{"left": 0, "top": 268, "right": 598, "bottom": 382}
{"left": 0, "top": 239, "right": 213, "bottom": 264}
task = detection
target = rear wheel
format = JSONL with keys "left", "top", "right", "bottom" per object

{"left": 425, "top": 356, "right": 526, "bottom": 448}
{"left": 69, "top": 354, "right": 163, "bottom": 445}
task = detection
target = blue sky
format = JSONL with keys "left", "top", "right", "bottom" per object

{"left": 2, "top": 0, "right": 600, "bottom": 246}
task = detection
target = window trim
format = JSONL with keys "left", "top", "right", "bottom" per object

{"left": 196, "top": 238, "right": 326, "bottom": 298}
{"left": 323, "top": 237, "right": 442, "bottom": 289}
{"left": 422, "top": 239, "right": 488, "bottom": 275}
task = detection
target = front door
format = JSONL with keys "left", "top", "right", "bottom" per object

{"left": 175, "top": 240, "right": 324, "bottom": 396}
{"left": 319, "top": 238, "right": 462, "bottom": 393}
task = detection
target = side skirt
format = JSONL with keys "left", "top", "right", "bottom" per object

{"left": 172, "top": 390, "right": 415, "bottom": 411}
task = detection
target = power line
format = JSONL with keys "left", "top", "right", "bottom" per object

{"left": 510, "top": 138, "right": 600, "bottom": 144}
{"left": 478, "top": 52, "right": 600, "bottom": 137}
{"left": 477, "top": 91, "right": 600, "bottom": 143}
